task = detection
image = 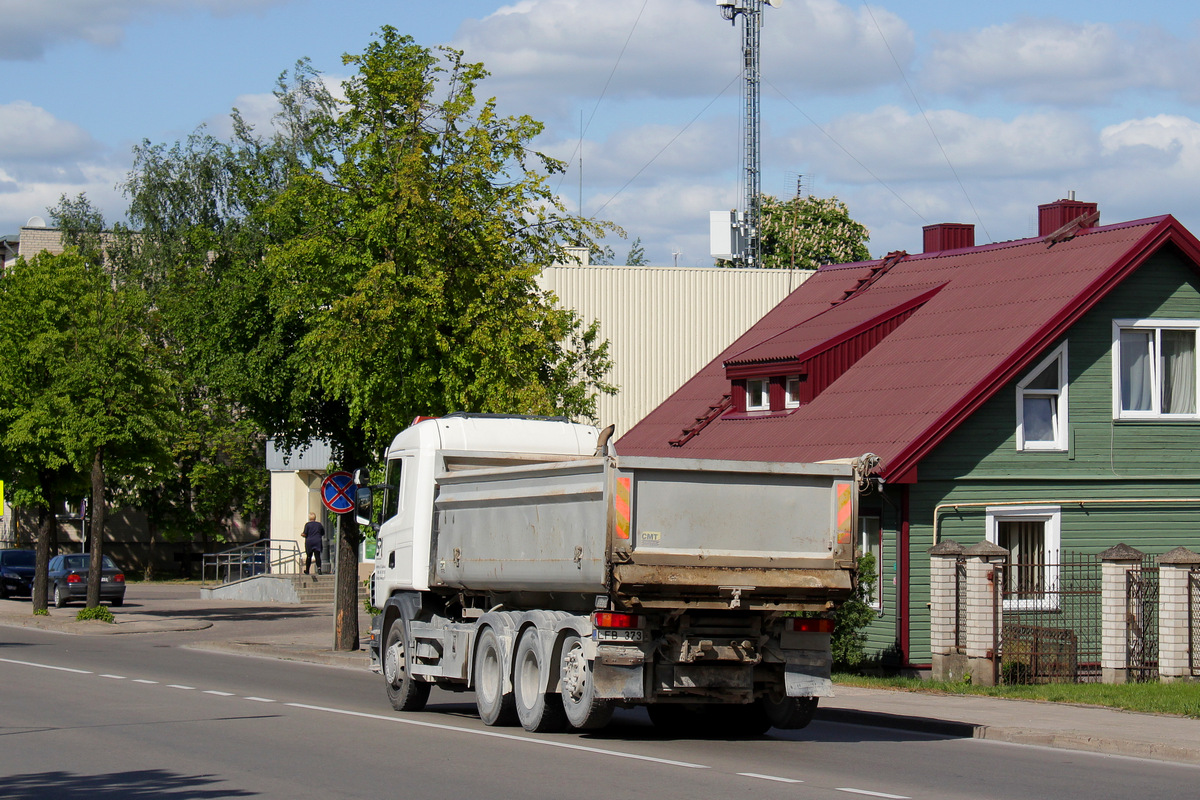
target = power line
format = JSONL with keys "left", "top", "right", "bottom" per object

{"left": 592, "top": 72, "right": 742, "bottom": 218}
{"left": 764, "top": 78, "right": 928, "bottom": 225}
{"left": 861, "top": 2, "right": 991, "bottom": 242}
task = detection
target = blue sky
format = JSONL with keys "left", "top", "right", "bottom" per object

{"left": 4, "top": 0, "right": 1200, "bottom": 264}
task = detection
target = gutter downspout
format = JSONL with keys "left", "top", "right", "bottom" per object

{"left": 899, "top": 484, "right": 911, "bottom": 669}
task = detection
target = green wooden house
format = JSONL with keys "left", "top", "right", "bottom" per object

{"left": 618, "top": 199, "right": 1200, "bottom": 669}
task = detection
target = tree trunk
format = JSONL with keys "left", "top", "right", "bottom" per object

{"left": 334, "top": 512, "right": 361, "bottom": 651}
{"left": 31, "top": 482, "right": 56, "bottom": 614}
{"left": 86, "top": 447, "right": 106, "bottom": 609}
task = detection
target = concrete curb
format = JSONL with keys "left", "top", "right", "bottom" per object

{"left": 0, "top": 616, "right": 212, "bottom": 635}
{"left": 187, "top": 639, "right": 372, "bottom": 671}
{"left": 816, "top": 707, "right": 983, "bottom": 738}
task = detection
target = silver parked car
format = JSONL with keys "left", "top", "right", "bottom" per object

{"left": 46, "top": 553, "right": 126, "bottom": 607}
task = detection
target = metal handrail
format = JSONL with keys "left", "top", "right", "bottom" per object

{"left": 201, "top": 540, "right": 301, "bottom": 585}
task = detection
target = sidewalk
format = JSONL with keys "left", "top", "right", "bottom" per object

{"left": 2, "top": 583, "right": 1198, "bottom": 765}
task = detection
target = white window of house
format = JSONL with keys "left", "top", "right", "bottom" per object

{"left": 1016, "top": 343, "right": 1068, "bottom": 451}
{"left": 858, "top": 514, "right": 883, "bottom": 611}
{"left": 986, "top": 505, "right": 1061, "bottom": 611}
{"left": 746, "top": 378, "right": 770, "bottom": 411}
{"left": 1112, "top": 320, "right": 1200, "bottom": 419}
{"left": 785, "top": 375, "right": 801, "bottom": 408}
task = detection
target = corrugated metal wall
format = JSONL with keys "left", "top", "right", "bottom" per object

{"left": 538, "top": 265, "right": 813, "bottom": 437}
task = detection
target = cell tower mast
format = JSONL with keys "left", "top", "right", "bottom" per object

{"left": 716, "top": 0, "right": 778, "bottom": 268}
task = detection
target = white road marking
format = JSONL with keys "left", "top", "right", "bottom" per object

{"left": 836, "top": 789, "right": 911, "bottom": 799}
{"left": 99, "top": 674, "right": 126, "bottom": 679}
{"left": 0, "top": 657, "right": 91, "bottom": 674}
{"left": 738, "top": 772, "right": 804, "bottom": 784}
{"left": 204, "top": 690, "right": 235, "bottom": 697}
{"left": 245, "top": 697, "right": 276, "bottom": 703}
{"left": 287, "top": 702, "right": 710, "bottom": 770}
{"left": 167, "top": 684, "right": 195, "bottom": 690}
{"left": 132, "top": 679, "right": 157, "bottom": 684}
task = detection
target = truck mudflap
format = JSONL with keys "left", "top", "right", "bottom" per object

{"left": 783, "top": 651, "right": 834, "bottom": 698}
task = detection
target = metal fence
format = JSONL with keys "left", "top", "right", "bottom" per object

{"left": 1126, "top": 557, "right": 1159, "bottom": 683}
{"left": 997, "top": 551, "right": 1103, "bottom": 684}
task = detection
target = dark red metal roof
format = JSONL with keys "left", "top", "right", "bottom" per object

{"left": 618, "top": 215, "right": 1200, "bottom": 481}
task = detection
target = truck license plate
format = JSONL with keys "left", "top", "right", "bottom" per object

{"left": 596, "top": 629, "right": 643, "bottom": 642}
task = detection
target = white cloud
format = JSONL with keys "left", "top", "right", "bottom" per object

{"left": 924, "top": 18, "right": 1187, "bottom": 105}
{"left": 453, "top": 0, "right": 912, "bottom": 126}
{"left": 0, "top": 0, "right": 289, "bottom": 60}
{"left": 782, "top": 105, "right": 1096, "bottom": 184}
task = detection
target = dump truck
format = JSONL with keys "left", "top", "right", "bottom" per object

{"left": 356, "top": 413, "right": 874, "bottom": 734}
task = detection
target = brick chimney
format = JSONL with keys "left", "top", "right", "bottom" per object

{"left": 922, "top": 223, "right": 975, "bottom": 253}
{"left": 1038, "top": 197, "right": 1098, "bottom": 237}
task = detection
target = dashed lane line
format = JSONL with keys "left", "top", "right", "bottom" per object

{"left": 245, "top": 697, "right": 276, "bottom": 703}
{"left": 204, "top": 690, "right": 236, "bottom": 697}
{"left": 836, "top": 788, "right": 912, "bottom": 799}
{"left": 167, "top": 684, "right": 195, "bottom": 690}
{"left": 100, "top": 674, "right": 126, "bottom": 679}
{"left": 738, "top": 772, "right": 804, "bottom": 784}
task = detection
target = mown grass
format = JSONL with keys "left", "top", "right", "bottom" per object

{"left": 834, "top": 673, "right": 1200, "bottom": 718}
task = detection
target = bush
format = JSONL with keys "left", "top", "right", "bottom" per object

{"left": 76, "top": 605, "right": 116, "bottom": 623}
{"left": 832, "top": 553, "right": 878, "bottom": 672}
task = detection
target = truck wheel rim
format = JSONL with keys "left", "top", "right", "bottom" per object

{"left": 562, "top": 644, "right": 586, "bottom": 703}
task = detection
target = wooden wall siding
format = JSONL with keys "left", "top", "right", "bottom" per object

{"left": 868, "top": 251, "right": 1200, "bottom": 665}
{"left": 924, "top": 250, "right": 1200, "bottom": 481}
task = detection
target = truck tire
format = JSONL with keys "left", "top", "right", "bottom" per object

{"left": 559, "top": 634, "right": 613, "bottom": 731}
{"left": 474, "top": 627, "right": 517, "bottom": 726}
{"left": 384, "top": 618, "right": 430, "bottom": 712}
{"left": 759, "top": 695, "right": 819, "bottom": 730}
{"left": 513, "top": 630, "right": 568, "bottom": 733}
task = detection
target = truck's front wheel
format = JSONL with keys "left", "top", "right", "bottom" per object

{"left": 384, "top": 618, "right": 430, "bottom": 712}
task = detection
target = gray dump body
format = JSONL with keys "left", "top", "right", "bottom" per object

{"left": 432, "top": 454, "right": 858, "bottom": 611}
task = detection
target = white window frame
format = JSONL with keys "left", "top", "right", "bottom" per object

{"left": 985, "top": 505, "right": 1061, "bottom": 611}
{"left": 745, "top": 378, "right": 770, "bottom": 411}
{"left": 1111, "top": 319, "right": 1200, "bottom": 420}
{"left": 784, "top": 375, "right": 801, "bottom": 409}
{"left": 857, "top": 514, "right": 883, "bottom": 611}
{"left": 1016, "top": 343, "right": 1068, "bottom": 451}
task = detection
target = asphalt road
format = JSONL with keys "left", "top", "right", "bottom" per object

{"left": 2, "top": 625, "right": 1199, "bottom": 800}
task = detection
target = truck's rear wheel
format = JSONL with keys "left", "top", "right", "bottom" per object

{"left": 759, "top": 695, "right": 819, "bottom": 730}
{"left": 513, "top": 630, "right": 567, "bottom": 733}
{"left": 559, "top": 634, "right": 613, "bottom": 730}
{"left": 384, "top": 618, "right": 430, "bottom": 712}
{"left": 474, "top": 627, "right": 517, "bottom": 726}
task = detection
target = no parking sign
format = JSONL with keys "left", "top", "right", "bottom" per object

{"left": 320, "top": 471, "right": 357, "bottom": 515}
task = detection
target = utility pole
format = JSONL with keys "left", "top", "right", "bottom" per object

{"left": 716, "top": 0, "right": 778, "bottom": 268}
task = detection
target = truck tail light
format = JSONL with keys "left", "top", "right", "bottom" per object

{"left": 67, "top": 573, "right": 83, "bottom": 584}
{"left": 593, "top": 611, "right": 640, "bottom": 629}
{"left": 790, "top": 618, "right": 834, "bottom": 634}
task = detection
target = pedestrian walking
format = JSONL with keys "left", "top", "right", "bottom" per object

{"left": 302, "top": 512, "right": 325, "bottom": 575}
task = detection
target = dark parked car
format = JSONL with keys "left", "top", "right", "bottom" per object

{"left": 0, "top": 548, "right": 36, "bottom": 598}
{"left": 47, "top": 553, "right": 126, "bottom": 608}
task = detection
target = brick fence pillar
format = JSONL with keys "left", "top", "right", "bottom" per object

{"left": 1157, "top": 547, "right": 1200, "bottom": 682}
{"left": 962, "top": 540, "right": 1009, "bottom": 687}
{"left": 1100, "top": 543, "right": 1144, "bottom": 685}
{"left": 929, "top": 539, "right": 966, "bottom": 681}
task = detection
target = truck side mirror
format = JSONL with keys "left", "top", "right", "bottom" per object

{"left": 355, "top": 485, "right": 374, "bottom": 528}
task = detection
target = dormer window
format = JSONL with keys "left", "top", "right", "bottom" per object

{"left": 785, "top": 375, "right": 801, "bottom": 408}
{"left": 746, "top": 378, "right": 770, "bottom": 411}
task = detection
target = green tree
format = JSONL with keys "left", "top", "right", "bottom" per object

{"left": 758, "top": 194, "right": 871, "bottom": 269}
{"left": 624, "top": 237, "right": 649, "bottom": 266}
{"left": 125, "top": 28, "right": 614, "bottom": 648}
{"left": 831, "top": 553, "right": 879, "bottom": 671}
